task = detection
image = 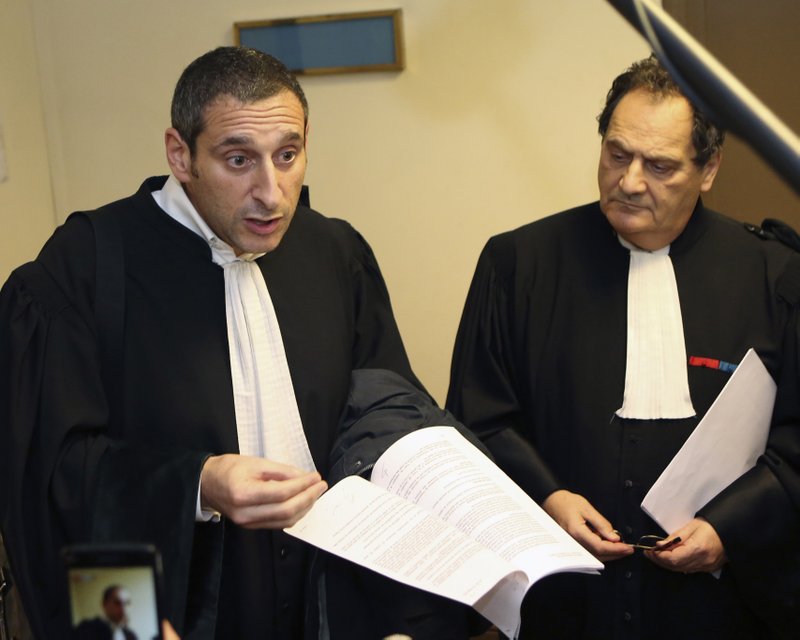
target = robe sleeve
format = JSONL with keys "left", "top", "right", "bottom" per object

{"left": 445, "top": 237, "right": 561, "bottom": 503}
{"left": 0, "top": 248, "right": 213, "bottom": 637}
{"left": 346, "top": 226, "right": 422, "bottom": 387}
{"left": 322, "top": 370, "right": 492, "bottom": 637}
{"left": 327, "top": 368, "right": 490, "bottom": 485}
{"left": 696, "top": 260, "right": 800, "bottom": 636}
{"left": 306, "top": 226, "right": 489, "bottom": 638}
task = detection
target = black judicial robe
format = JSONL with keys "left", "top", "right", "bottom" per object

{"left": 447, "top": 202, "right": 800, "bottom": 639}
{"left": 0, "top": 176, "right": 422, "bottom": 639}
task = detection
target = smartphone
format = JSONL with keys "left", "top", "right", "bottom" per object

{"left": 62, "top": 543, "right": 165, "bottom": 640}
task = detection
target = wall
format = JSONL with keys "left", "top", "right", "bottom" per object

{"left": 663, "top": 0, "right": 800, "bottom": 227}
{"left": 0, "top": 0, "right": 56, "bottom": 280}
{"left": 21, "top": 0, "right": 650, "bottom": 402}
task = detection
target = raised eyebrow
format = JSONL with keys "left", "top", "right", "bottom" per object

{"left": 280, "top": 131, "right": 304, "bottom": 146}
{"left": 213, "top": 130, "right": 304, "bottom": 152}
{"left": 213, "top": 135, "right": 253, "bottom": 153}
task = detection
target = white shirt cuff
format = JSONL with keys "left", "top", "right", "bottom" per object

{"left": 195, "top": 480, "right": 221, "bottom": 523}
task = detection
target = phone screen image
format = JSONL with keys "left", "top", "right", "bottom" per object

{"left": 64, "top": 545, "right": 163, "bottom": 640}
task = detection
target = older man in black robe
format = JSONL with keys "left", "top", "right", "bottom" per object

{"left": 447, "top": 55, "right": 800, "bottom": 639}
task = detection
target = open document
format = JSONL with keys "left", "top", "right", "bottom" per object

{"left": 642, "top": 348, "right": 776, "bottom": 534}
{"left": 285, "top": 426, "right": 602, "bottom": 639}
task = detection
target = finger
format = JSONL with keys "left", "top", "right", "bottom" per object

{"left": 652, "top": 536, "right": 682, "bottom": 552}
{"left": 582, "top": 513, "right": 620, "bottom": 542}
{"left": 593, "top": 541, "right": 635, "bottom": 562}
{"left": 236, "top": 479, "right": 328, "bottom": 529}
{"left": 645, "top": 543, "right": 706, "bottom": 573}
{"left": 572, "top": 525, "right": 633, "bottom": 559}
{"left": 162, "top": 620, "right": 180, "bottom": 640}
{"left": 255, "top": 462, "right": 319, "bottom": 481}
{"left": 240, "top": 490, "right": 323, "bottom": 529}
{"left": 244, "top": 471, "right": 324, "bottom": 505}
{"left": 645, "top": 548, "right": 679, "bottom": 569}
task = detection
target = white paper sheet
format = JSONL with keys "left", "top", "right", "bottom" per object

{"left": 285, "top": 474, "right": 528, "bottom": 636}
{"left": 372, "top": 426, "right": 601, "bottom": 580}
{"left": 286, "top": 427, "right": 603, "bottom": 638}
{"left": 641, "top": 348, "right": 776, "bottom": 533}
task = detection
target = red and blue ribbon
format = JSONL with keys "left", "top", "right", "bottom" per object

{"left": 688, "top": 356, "right": 737, "bottom": 373}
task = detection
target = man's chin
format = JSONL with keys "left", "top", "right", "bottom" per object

{"left": 240, "top": 241, "right": 281, "bottom": 255}
{"left": 604, "top": 206, "right": 646, "bottom": 232}
{"left": 235, "top": 224, "right": 289, "bottom": 255}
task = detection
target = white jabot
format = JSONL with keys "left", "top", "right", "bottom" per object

{"left": 153, "top": 175, "right": 316, "bottom": 471}
{"left": 106, "top": 620, "right": 127, "bottom": 640}
{"left": 616, "top": 237, "right": 695, "bottom": 420}
{"left": 223, "top": 258, "right": 315, "bottom": 470}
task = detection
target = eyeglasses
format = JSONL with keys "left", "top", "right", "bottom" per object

{"left": 624, "top": 534, "right": 681, "bottom": 551}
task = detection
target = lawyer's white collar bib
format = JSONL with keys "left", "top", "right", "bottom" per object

{"left": 616, "top": 236, "right": 695, "bottom": 420}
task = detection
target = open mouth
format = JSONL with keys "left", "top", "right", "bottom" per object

{"left": 245, "top": 217, "right": 281, "bottom": 234}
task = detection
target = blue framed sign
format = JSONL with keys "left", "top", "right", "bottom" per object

{"left": 235, "top": 9, "right": 405, "bottom": 76}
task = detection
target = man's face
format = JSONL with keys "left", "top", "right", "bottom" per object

{"left": 103, "top": 587, "right": 131, "bottom": 626}
{"left": 167, "top": 91, "right": 308, "bottom": 256}
{"left": 598, "top": 89, "right": 720, "bottom": 250}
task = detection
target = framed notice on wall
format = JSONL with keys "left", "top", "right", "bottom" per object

{"left": 234, "top": 9, "right": 404, "bottom": 76}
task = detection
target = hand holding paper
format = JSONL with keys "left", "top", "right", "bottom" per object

{"left": 286, "top": 427, "right": 603, "bottom": 638}
{"left": 641, "top": 349, "right": 776, "bottom": 556}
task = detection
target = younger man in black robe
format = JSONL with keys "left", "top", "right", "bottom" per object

{"left": 447, "top": 55, "right": 800, "bottom": 639}
{"left": 0, "top": 47, "right": 469, "bottom": 639}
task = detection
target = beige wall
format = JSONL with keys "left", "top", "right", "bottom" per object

{"left": 0, "top": 0, "right": 56, "bottom": 281}
{"left": 9, "top": 0, "right": 651, "bottom": 402}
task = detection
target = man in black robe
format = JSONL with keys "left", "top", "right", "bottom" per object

{"left": 447, "top": 55, "right": 800, "bottom": 639}
{"left": 72, "top": 585, "right": 137, "bottom": 640}
{"left": 0, "top": 47, "right": 468, "bottom": 639}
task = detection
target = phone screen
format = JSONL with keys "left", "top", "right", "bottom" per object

{"left": 63, "top": 544, "right": 164, "bottom": 640}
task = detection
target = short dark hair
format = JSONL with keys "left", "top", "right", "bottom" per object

{"left": 171, "top": 46, "right": 309, "bottom": 155}
{"left": 102, "top": 585, "right": 122, "bottom": 604}
{"left": 597, "top": 54, "right": 725, "bottom": 166}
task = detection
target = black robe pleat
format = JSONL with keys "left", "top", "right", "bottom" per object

{"left": 447, "top": 202, "right": 800, "bottom": 640}
{"left": 0, "top": 176, "right": 421, "bottom": 639}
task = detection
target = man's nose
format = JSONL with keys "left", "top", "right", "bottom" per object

{"left": 252, "top": 162, "right": 281, "bottom": 210}
{"left": 619, "top": 159, "right": 647, "bottom": 195}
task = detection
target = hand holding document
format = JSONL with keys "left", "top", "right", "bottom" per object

{"left": 642, "top": 348, "right": 776, "bottom": 537}
{"left": 285, "top": 426, "right": 603, "bottom": 639}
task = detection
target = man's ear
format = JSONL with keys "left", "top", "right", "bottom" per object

{"left": 700, "top": 150, "right": 722, "bottom": 193}
{"left": 164, "top": 128, "right": 192, "bottom": 182}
